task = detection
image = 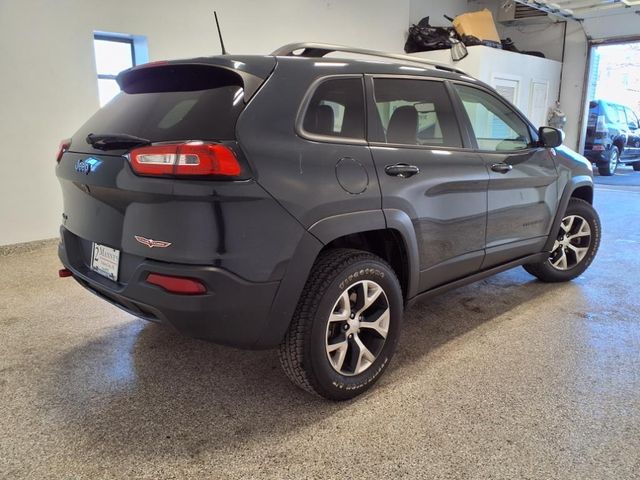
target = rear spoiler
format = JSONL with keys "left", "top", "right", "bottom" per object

{"left": 116, "top": 56, "right": 276, "bottom": 103}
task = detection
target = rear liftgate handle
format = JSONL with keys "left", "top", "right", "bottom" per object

{"left": 491, "top": 163, "right": 513, "bottom": 174}
{"left": 385, "top": 163, "right": 420, "bottom": 178}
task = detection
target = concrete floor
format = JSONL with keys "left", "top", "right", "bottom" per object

{"left": 1, "top": 186, "right": 639, "bottom": 480}
{"left": 594, "top": 164, "right": 640, "bottom": 187}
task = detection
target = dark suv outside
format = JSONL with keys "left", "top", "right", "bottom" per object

{"left": 584, "top": 99, "right": 640, "bottom": 176}
{"left": 56, "top": 44, "right": 600, "bottom": 400}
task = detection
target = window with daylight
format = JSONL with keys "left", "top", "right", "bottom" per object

{"left": 454, "top": 84, "right": 533, "bottom": 152}
{"left": 93, "top": 34, "right": 148, "bottom": 107}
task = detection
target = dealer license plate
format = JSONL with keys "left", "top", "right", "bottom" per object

{"left": 90, "top": 243, "right": 120, "bottom": 282}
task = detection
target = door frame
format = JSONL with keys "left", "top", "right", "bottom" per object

{"left": 578, "top": 35, "right": 640, "bottom": 155}
{"left": 363, "top": 74, "right": 490, "bottom": 292}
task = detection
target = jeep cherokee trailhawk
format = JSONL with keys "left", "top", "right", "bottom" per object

{"left": 56, "top": 44, "right": 600, "bottom": 400}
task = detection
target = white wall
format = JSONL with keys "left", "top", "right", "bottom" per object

{"left": 414, "top": 46, "right": 562, "bottom": 128}
{"left": 555, "top": 22, "right": 590, "bottom": 152}
{"left": 409, "top": 0, "right": 471, "bottom": 25}
{"left": 0, "top": 0, "right": 411, "bottom": 246}
{"left": 495, "top": 22, "right": 566, "bottom": 61}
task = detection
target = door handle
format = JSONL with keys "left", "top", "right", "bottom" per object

{"left": 490, "top": 163, "right": 513, "bottom": 174}
{"left": 385, "top": 163, "right": 420, "bottom": 178}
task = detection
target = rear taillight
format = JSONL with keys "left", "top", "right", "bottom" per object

{"left": 146, "top": 273, "right": 206, "bottom": 295}
{"left": 129, "top": 142, "right": 241, "bottom": 177}
{"left": 56, "top": 138, "right": 71, "bottom": 163}
{"left": 596, "top": 115, "right": 606, "bottom": 133}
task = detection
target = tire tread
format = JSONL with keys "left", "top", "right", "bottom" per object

{"left": 524, "top": 197, "right": 600, "bottom": 282}
{"left": 278, "top": 248, "right": 386, "bottom": 397}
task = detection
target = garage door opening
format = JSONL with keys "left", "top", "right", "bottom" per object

{"left": 581, "top": 39, "right": 640, "bottom": 177}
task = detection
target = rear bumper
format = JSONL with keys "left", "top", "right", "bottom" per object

{"left": 58, "top": 227, "right": 280, "bottom": 349}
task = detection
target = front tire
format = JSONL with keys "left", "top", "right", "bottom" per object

{"left": 598, "top": 146, "right": 619, "bottom": 176}
{"left": 633, "top": 162, "right": 640, "bottom": 172}
{"left": 279, "top": 248, "right": 403, "bottom": 400}
{"left": 523, "top": 198, "right": 600, "bottom": 282}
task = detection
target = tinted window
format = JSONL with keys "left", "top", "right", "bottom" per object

{"left": 605, "top": 103, "right": 626, "bottom": 125}
{"left": 624, "top": 107, "right": 639, "bottom": 128}
{"left": 74, "top": 66, "right": 245, "bottom": 144}
{"left": 302, "top": 78, "right": 365, "bottom": 139}
{"left": 372, "top": 79, "right": 462, "bottom": 147}
{"left": 455, "top": 84, "right": 533, "bottom": 151}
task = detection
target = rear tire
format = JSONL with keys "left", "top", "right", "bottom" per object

{"left": 598, "top": 146, "right": 619, "bottom": 176}
{"left": 523, "top": 198, "right": 600, "bottom": 282}
{"left": 278, "top": 248, "right": 403, "bottom": 401}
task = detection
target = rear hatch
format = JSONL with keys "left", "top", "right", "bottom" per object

{"left": 69, "top": 56, "right": 274, "bottom": 156}
{"left": 56, "top": 56, "right": 275, "bottom": 283}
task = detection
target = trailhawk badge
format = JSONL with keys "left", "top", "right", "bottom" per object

{"left": 134, "top": 235, "right": 172, "bottom": 248}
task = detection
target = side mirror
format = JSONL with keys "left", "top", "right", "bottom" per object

{"left": 539, "top": 126, "right": 564, "bottom": 148}
{"left": 629, "top": 122, "right": 638, "bottom": 131}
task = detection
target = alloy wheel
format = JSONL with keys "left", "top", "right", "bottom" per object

{"left": 549, "top": 214, "right": 592, "bottom": 271}
{"left": 325, "top": 280, "right": 390, "bottom": 376}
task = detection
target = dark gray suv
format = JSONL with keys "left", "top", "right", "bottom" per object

{"left": 56, "top": 44, "right": 600, "bottom": 400}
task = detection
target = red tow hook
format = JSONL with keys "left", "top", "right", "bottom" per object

{"left": 58, "top": 268, "right": 73, "bottom": 278}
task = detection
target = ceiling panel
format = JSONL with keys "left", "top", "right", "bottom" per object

{"left": 514, "top": 0, "right": 640, "bottom": 20}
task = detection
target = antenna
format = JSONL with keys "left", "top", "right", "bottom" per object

{"left": 214, "top": 11, "right": 228, "bottom": 55}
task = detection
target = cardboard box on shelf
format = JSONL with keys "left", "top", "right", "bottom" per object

{"left": 453, "top": 9, "right": 500, "bottom": 43}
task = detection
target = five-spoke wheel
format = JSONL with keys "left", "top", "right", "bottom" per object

{"left": 549, "top": 214, "right": 592, "bottom": 271}
{"left": 279, "top": 249, "right": 402, "bottom": 400}
{"left": 325, "top": 280, "right": 390, "bottom": 376}
{"left": 524, "top": 198, "right": 600, "bottom": 282}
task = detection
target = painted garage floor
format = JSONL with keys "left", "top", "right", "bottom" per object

{"left": 1, "top": 186, "right": 639, "bottom": 479}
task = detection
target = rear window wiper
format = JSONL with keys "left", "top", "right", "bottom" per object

{"left": 86, "top": 133, "right": 151, "bottom": 151}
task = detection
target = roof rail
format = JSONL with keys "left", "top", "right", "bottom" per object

{"left": 270, "top": 42, "right": 467, "bottom": 76}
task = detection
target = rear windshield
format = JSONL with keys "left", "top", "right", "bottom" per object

{"left": 73, "top": 66, "right": 245, "bottom": 146}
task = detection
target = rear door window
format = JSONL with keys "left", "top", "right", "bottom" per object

{"left": 301, "top": 77, "right": 365, "bottom": 140}
{"left": 371, "top": 78, "right": 462, "bottom": 148}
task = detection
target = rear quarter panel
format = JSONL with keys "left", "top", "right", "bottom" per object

{"left": 236, "top": 58, "right": 382, "bottom": 230}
